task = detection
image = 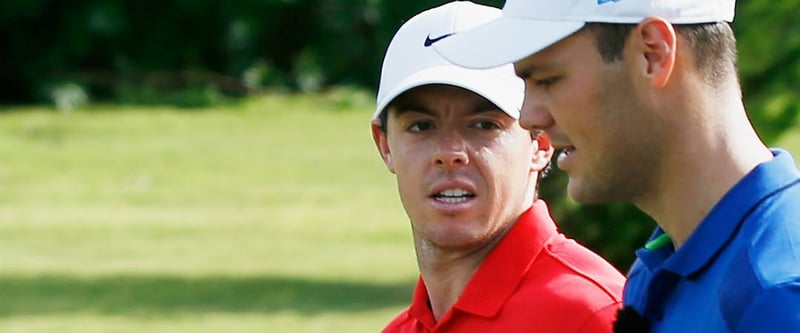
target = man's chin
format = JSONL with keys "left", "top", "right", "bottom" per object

{"left": 567, "top": 181, "right": 612, "bottom": 204}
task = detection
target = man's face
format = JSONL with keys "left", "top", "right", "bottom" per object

{"left": 514, "top": 30, "right": 661, "bottom": 204}
{"left": 372, "top": 85, "right": 547, "bottom": 251}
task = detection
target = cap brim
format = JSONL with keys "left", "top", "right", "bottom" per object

{"left": 433, "top": 16, "right": 585, "bottom": 69}
{"left": 373, "top": 65, "right": 521, "bottom": 120}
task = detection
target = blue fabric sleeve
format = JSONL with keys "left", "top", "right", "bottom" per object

{"left": 736, "top": 281, "right": 800, "bottom": 333}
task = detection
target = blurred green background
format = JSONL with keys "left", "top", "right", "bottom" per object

{"left": 0, "top": 0, "right": 798, "bottom": 332}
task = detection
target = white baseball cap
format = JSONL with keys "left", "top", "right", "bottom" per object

{"left": 433, "top": 0, "right": 736, "bottom": 69}
{"left": 373, "top": 1, "right": 524, "bottom": 121}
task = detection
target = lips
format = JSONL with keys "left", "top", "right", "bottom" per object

{"left": 556, "top": 146, "right": 576, "bottom": 170}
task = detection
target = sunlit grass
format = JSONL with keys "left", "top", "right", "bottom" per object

{"left": 0, "top": 93, "right": 417, "bottom": 332}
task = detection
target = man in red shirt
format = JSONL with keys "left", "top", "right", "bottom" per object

{"left": 370, "top": 2, "right": 625, "bottom": 332}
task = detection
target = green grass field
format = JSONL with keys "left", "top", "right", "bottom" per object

{"left": 1, "top": 92, "right": 798, "bottom": 333}
{"left": 0, "top": 93, "right": 418, "bottom": 333}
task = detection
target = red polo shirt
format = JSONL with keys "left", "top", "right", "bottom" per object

{"left": 382, "top": 200, "right": 624, "bottom": 333}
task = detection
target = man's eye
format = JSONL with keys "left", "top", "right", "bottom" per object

{"left": 408, "top": 121, "right": 434, "bottom": 132}
{"left": 473, "top": 120, "right": 501, "bottom": 130}
{"left": 534, "top": 76, "right": 560, "bottom": 88}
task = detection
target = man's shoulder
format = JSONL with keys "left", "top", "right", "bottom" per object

{"left": 507, "top": 255, "right": 623, "bottom": 333}
{"left": 539, "top": 236, "right": 626, "bottom": 295}
{"left": 756, "top": 177, "right": 800, "bottom": 218}
{"left": 511, "top": 235, "right": 625, "bottom": 309}
{"left": 742, "top": 182, "right": 800, "bottom": 275}
{"left": 715, "top": 187, "right": 800, "bottom": 330}
{"left": 718, "top": 235, "right": 800, "bottom": 331}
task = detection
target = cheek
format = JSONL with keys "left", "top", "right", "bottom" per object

{"left": 482, "top": 138, "right": 534, "bottom": 173}
{"left": 388, "top": 139, "right": 435, "bottom": 186}
{"left": 389, "top": 146, "right": 419, "bottom": 173}
{"left": 563, "top": 76, "right": 609, "bottom": 136}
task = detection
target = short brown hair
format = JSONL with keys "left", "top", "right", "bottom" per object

{"left": 583, "top": 22, "right": 738, "bottom": 87}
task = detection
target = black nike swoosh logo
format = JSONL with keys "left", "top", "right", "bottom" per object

{"left": 424, "top": 33, "right": 454, "bottom": 47}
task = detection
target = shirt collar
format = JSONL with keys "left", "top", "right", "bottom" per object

{"left": 664, "top": 149, "right": 800, "bottom": 276}
{"left": 406, "top": 200, "right": 558, "bottom": 324}
{"left": 408, "top": 277, "right": 436, "bottom": 330}
{"left": 455, "top": 199, "right": 557, "bottom": 316}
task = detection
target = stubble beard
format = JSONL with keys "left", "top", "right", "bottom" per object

{"left": 571, "top": 74, "right": 659, "bottom": 204}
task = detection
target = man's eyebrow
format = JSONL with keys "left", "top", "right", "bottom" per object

{"left": 514, "top": 63, "right": 556, "bottom": 79}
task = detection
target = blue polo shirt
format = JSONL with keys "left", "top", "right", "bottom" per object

{"left": 623, "top": 149, "right": 800, "bottom": 332}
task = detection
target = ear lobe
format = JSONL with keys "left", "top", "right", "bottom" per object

{"left": 531, "top": 133, "right": 554, "bottom": 171}
{"left": 371, "top": 122, "right": 396, "bottom": 173}
{"left": 635, "top": 17, "right": 676, "bottom": 88}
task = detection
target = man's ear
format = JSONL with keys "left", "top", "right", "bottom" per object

{"left": 632, "top": 16, "right": 677, "bottom": 88}
{"left": 371, "top": 120, "right": 396, "bottom": 173}
{"left": 531, "top": 133, "right": 554, "bottom": 172}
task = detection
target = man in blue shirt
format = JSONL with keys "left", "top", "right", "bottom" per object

{"left": 620, "top": 149, "right": 800, "bottom": 332}
{"left": 432, "top": 0, "right": 800, "bottom": 331}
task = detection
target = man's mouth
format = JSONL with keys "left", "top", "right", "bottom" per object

{"left": 557, "top": 147, "right": 576, "bottom": 168}
{"left": 433, "top": 188, "right": 475, "bottom": 203}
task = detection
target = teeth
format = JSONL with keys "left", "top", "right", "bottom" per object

{"left": 438, "top": 196, "right": 469, "bottom": 203}
{"left": 435, "top": 189, "right": 473, "bottom": 203}
{"left": 439, "top": 189, "right": 470, "bottom": 197}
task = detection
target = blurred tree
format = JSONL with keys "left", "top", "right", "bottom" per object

{"left": 736, "top": 0, "right": 800, "bottom": 144}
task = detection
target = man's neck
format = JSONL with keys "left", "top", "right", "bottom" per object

{"left": 413, "top": 230, "right": 506, "bottom": 322}
{"left": 636, "top": 86, "right": 773, "bottom": 248}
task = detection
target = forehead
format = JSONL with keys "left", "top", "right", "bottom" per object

{"left": 387, "top": 84, "right": 502, "bottom": 116}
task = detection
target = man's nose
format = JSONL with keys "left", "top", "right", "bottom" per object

{"left": 518, "top": 92, "right": 555, "bottom": 132}
{"left": 432, "top": 131, "right": 469, "bottom": 170}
